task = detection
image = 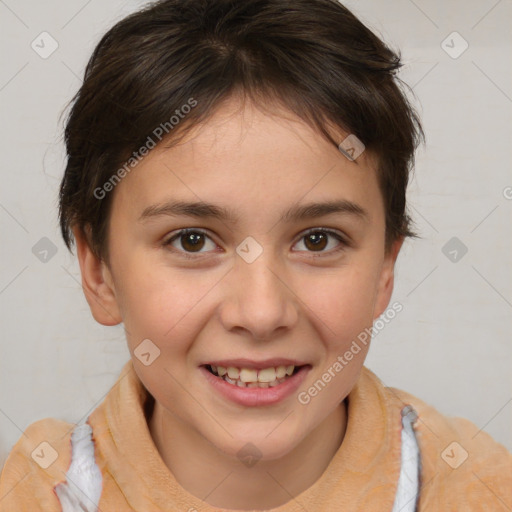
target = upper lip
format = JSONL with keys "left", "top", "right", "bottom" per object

{"left": 201, "top": 358, "right": 309, "bottom": 370}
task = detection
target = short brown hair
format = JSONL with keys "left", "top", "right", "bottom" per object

{"left": 59, "top": 0, "right": 424, "bottom": 261}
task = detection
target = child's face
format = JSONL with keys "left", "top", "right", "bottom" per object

{"left": 78, "top": 97, "right": 401, "bottom": 462}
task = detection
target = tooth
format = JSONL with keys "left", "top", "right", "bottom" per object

{"left": 269, "top": 380, "right": 280, "bottom": 387}
{"left": 211, "top": 365, "right": 217, "bottom": 374}
{"left": 258, "top": 367, "right": 276, "bottom": 382}
{"left": 227, "top": 367, "right": 240, "bottom": 379}
{"left": 240, "top": 368, "right": 258, "bottom": 383}
{"left": 236, "top": 380, "right": 247, "bottom": 387}
{"left": 275, "top": 366, "right": 287, "bottom": 379}
{"left": 247, "top": 382, "right": 259, "bottom": 388}
{"left": 258, "top": 382, "right": 269, "bottom": 388}
{"left": 224, "top": 376, "right": 236, "bottom": 384}
{"left": 285, "top": 365, "right": 294, "bottom": 376}
{"left": 217, "top": 366, "right": 227, "bottom": 376}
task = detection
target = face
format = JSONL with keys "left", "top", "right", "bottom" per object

{"left": 77, "top": 97, "right": 401, "bottom": 462}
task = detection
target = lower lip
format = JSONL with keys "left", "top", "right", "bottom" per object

{"left": 200, "top": 365, "right": 311, "bottom": 407}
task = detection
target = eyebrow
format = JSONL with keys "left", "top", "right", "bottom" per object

{"left": 138, "top": 199, "right": 369, "bottom": 224}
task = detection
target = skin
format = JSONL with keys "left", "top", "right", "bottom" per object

{"left": 73, "top": 96, "right": 403, "bottom": 510}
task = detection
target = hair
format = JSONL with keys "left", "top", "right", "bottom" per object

{"left": 58, "top": 0, "right": 424, "bottom": 262}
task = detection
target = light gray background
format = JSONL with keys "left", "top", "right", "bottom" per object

{"left": 1, "top": 0, "right": 511, "bottom": 471}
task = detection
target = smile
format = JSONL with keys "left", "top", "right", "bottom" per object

{"left": 200, "top": 363, "right": 311, "bottom": 406}
{"left": 205, "top": 364, "right": 299, "bottom": 388}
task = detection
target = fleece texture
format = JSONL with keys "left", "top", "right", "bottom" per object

{"left": 1, "top": 360, "right": 510, "bottom": 511}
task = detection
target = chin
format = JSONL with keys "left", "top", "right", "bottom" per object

{"left": 209, "top": 427, "right": 303, "bottom": 464}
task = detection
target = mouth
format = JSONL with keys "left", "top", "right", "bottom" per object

{"left": 199, "top": 357, "right": 312, "bottom": 406}
{"left": 203, "top": 363, "right": 304, "bottom": 388}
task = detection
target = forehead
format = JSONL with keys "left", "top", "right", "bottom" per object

{"left": 111, "top": 97, "right": 383, "bottom": 226}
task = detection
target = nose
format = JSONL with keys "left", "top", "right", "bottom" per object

{"left": 219, "top": 251, "right": 299, "bottom": 341}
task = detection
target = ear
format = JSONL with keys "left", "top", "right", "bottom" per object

{"left": 373, "top": 236, "right": 404, "bottom": 320}
{"left": 72, "top": 226, "right": 122, "bottom": 326}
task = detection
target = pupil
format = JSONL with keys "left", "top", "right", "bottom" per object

{"left": 182, "top": 232, "right": 204, "bottom": 252}
{"left": 305, "top": 232, "right": 327, "bottom": 251}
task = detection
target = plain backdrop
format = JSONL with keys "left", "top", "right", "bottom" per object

{"left": 1, "top": 0, "right": 511, "bottom": 471}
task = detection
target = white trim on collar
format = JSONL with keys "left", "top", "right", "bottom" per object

{"left": 54, "top": 423, "right": 103, "bottom": 512}
{"left": 391, "top": 405, "right": 421, "bottom": 512}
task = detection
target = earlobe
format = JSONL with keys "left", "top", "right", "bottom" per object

{"left": 72, "top": 226, "right": 122, "bottom": 326}
{"left": 373, "top": 237, "right": 404, "bottom": 320}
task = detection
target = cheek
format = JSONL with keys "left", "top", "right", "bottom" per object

{"left": 115, "top": 258, "right": 218, "bottom": 351}
{"left": 303, "top": 261, "right": 381, "bottom": 342}
{"left": 115, "top": 271, "right": 171, "bottom": 340}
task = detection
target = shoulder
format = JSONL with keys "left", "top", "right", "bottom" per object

{"left": 384, "top": 383, "right": 512, "bottom": 509}
{"left": 0, "top": 417, "right": 75, "bottom": 511}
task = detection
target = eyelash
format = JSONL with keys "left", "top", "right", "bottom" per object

{"left": 162, "top": 227, "right": 350, "bottom": 260}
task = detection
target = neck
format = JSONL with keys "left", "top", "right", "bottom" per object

{"left": 148, "top": 400, "right": 348, "bottom": 510}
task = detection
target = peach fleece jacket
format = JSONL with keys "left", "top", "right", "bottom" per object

{"left": 1, "top": 360, "right": 511, "bottom": 511}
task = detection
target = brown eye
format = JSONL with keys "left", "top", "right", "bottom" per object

{"left": 164, "top": 229, "right": 217, "bottom": 255}
{"left": 303, "top": 232, "right": 328, "bottom": 251}
{"left": 293, "top": 229, "right": 347, "bottom": 254}
{"left": 180, "top": 232, "right": 205, "bottom": 252}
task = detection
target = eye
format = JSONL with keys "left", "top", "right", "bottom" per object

{"left": 163, "top": 227, "right": 349, "bottom": 259}
{"left": 293, "top": 228, "right": 348, "bottom": 255}
{"left": 163, "top": 228, "right": 217, "bottom": 257}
